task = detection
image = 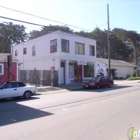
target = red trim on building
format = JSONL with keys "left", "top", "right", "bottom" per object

{"left": 0, "top": 62, "right": 17, "bottom": 82}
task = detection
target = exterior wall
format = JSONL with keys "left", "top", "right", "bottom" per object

{"left": 0, "top": 62, "right": 17, "bottom": 83}
{"left": 13, "top": 31, "right": 97, "bottom": 85}
{"left": 13, "top": 31, "right": 96, "bottom": 71}
{"left": 111, "top": 66, "right": 134, "bottom": 78}
{"left": 96, "top": 61, "right": 107, "bottom": 76}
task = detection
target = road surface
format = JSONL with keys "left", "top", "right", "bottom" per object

{"left": 0, "top": 82, "right": 140, "bottom": 140}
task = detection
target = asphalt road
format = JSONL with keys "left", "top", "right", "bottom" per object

{"left": 0, "top": 82, "right": 140, "bottom": 140}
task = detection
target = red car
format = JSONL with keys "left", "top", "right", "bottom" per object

{"left": 83, "top": 76, "right": 114, "bottom": 89}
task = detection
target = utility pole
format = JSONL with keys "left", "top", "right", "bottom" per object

{"left": 107, "top": 4, "right": 111, "bottom": 78}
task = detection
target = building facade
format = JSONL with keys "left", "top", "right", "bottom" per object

{"left": 0, "top": 53, "right": 19, "bottom": 83}
{"left": 96, "top": 58, "right": 135, "bottom": 78}
{"left": 13, "top": 30, "right": 97, "bottom": 85}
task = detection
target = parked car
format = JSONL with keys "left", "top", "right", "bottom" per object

{"left": 83, "top": 76, "right": 114, "bottom": 89}
{"left": 0, "top": 81, "right": 37, "bottom": 99}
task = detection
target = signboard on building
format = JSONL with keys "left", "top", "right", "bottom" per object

{"left": 77, "top": 61, "right": 87, "bottom": 65}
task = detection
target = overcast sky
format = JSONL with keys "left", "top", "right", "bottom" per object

{"left": 0, "top": 0, "right": 140, "bottom": 33}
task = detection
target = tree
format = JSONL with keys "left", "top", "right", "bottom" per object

{"left": 112, "top": 28, "right": 140, "bottom": 64}
{"left": 0, "top": 22, "right": 28, "bottom": 53}
{"left": 28, "top": 25, "right": 139, "bottom": 63}
{"left": 29, "top": 25, "right": 73, "bottom": 39}
{"left": 125, "top": 31, "right": 140, "bottom": 65}
{"left": 109, "top": 32, "right": 132, "bottom": 61}
{"left": 75, "top": 28, "right": 108, "bottom": 58}
{"left": 28, "top": 30, "right": 43, "bottom": 40}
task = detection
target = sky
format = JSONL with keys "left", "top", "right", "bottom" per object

{"left": 0, "top": 0, "right": 140, "bottom": 33}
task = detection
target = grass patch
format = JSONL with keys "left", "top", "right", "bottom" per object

{"left": 127, "top": 77, "right": 140, "bottom": 80}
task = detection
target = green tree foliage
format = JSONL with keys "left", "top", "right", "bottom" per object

{"left": 0, "top": 22, "right": 28, "bottom": 53}
{"left": 112, "top": 28, "right": 140, "bottom": 64}
{"left": 1, "top": 22, "right": 140, "bottom": 64}
{"left": 109, "top": 32, "right": 133, "bottom": 61}
{"left": 29, "top": 26, "right": 136, "bottom": 62}
{"left": 29, "top": 25, "right": 73, "bottom": 39}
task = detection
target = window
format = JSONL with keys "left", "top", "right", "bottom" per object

{"left": 15, "top": 50, "right": 18, "bottom": 56}
{"left": 89, "top": 45, "right": 95, "bottom": 56}
{"left": 84, "top": 64, "right": 94, "bottom": 77}
{"left": 69, "top": 63, "right": 74, "bottom": 78}
{"left": 0, "top": 64, "right": 4, "bottom": 75}
{"left": 100, "top": 77, "right": 105, "bottom": 81}
{"left": 61, "top": 39, "right": 69, "bottom": 53}
{"left": 2, "top": 82, "right": 19, "bottom": 89}
{"left": 17, "top": 82, "right": 26, "bottom": 87}
{"left": 10, "top": 82, "right": 19, "bottom": 88}
{"left": 23, "top": 48, "right": 27, "bottom": 54}
{"left": 75, "top": 42, "right": 84, "bottom": 55}
{"left": 104, "top": 76, "right": 109, "bottom": 81}
{"left": 32, "top": 46, "right": 36, "bottom": 56}
{"left": 50, "top": 39, "right": 57, "bottom": 53}
{"left": 2, "top": 83, "right": 11, "bottom": 89}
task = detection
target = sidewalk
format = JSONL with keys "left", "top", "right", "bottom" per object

{"left": 36, "top": 80, "right": 140, "bottom": 95}
{"left": 36, "top": 83, "right": 83, "bottom": 95}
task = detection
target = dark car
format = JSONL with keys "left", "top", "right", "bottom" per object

{"left": 83, "top": 76, "right": 114, "bottom": 89}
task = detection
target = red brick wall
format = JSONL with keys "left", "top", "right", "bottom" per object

{"left": 0, "top": 62, "right": 17, "bottom": 83}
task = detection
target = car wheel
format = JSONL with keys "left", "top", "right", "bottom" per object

{"left": 96, "top": 84, "right": 100, "bottom": 89}
{"left": 24, "top": 91, "right": 31, "bottom": 99}
{"left": 109, "top": 83, "right": 112, "bottom": 88}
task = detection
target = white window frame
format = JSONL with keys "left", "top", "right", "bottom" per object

{"left": 0, "top": 63, "right": 4, "bottom": 75}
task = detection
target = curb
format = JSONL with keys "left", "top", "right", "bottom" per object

{"left": 37, "top": 89, "right": 69, "bottom": 95}
{"left": 36, "top": 80, "right": 140, "bottom": 95}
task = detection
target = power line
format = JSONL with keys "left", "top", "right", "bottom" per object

{"left": 0, "top": 6, "right": 92, "bottom": 32}
{"left": 0, "top": 16, "right": 46, "bottom": 27}
{"left": 98, "top": 23, "right": 107, "bottom": 28}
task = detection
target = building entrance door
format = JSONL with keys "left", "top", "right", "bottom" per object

{"left": 74, "top": 66, "right": 82, "bottom": 82}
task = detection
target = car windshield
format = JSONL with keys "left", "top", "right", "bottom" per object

{"left": 0, "top": 82, "right": 5, "bottom": 88}
{"left": 90, "top": 77, "right": 100, "bottom": 82}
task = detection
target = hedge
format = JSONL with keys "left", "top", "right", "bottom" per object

{"left": 127, "top": 77, "right": 140, "bottom": 80}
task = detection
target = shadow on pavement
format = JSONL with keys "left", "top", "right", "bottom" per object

{"left": 0, "top": 97, "right": 53, "bottom": 127}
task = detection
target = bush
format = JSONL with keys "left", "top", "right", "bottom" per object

{"left": 114, "top": 77, "right": 119, "bottom": 80}
{"left": 127, "top": 77, "right": 140, "bottom": 80}
{"left": 114, "top": 77, "right": 124, "bottom": 80}
{"left": 119, "top": 77, "right": 124, "bottom": 80}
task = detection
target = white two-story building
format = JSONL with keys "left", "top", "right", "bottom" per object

{"left": 13, "top": 30, "right": 97, "bottom": 85}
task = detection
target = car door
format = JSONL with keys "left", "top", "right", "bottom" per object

{"left": 0, "top": 82, "right": 18, "bottom": 99}
{"left": 16, "top": 82, "right": 26, "bottom": 96}
{"left": 104, "top": 76, "right": 110, "bottom": 86}
{"left": 99, "top": 77, "right": 106, "bottom": 86}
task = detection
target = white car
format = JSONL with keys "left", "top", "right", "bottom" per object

{"left": 0, "top": 81, "right": 37, "bottom": 99}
